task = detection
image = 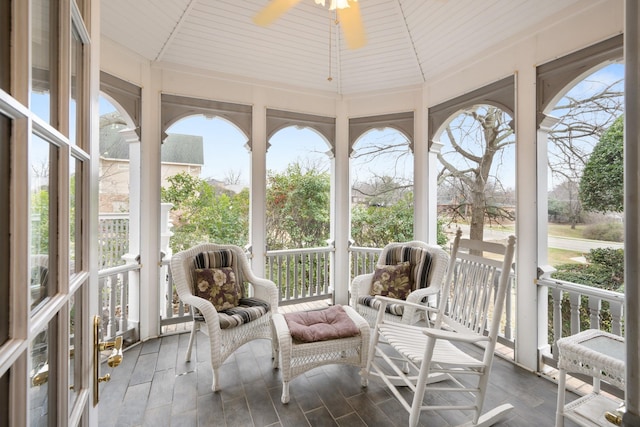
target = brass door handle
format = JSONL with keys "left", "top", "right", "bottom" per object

{"left": 100, "top": 336, "right": 123, "bottom": 368}
{"left": 94, "top": 315, "right": 124, "bottom": 405}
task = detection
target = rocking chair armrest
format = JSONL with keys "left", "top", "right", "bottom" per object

{"left": 373, "top": 295, "right": 440, "bottom": 314}
{"left": 422, "top": 328, "right": 490, "bottom": 344}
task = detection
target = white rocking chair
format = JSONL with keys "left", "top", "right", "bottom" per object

{"left": 364, "top": 229, "right": 516, "bottom": 427}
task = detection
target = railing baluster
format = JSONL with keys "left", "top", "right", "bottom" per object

{"left": 610, "top": 301, "right": 623, "bottom": 336}
{"left": 569, "top": 293, "right": 581, "bottom": 335}
{"left": 119, "top": 272, "right": 128, "bottom": 334}
{"left": 108, "top": 276, "right": 117, "bottom": 338}
{"left": 588, "top": 297, "right": 601, "bottom": 329}
{"left": 503, "top": 275, "right": 513, "bottom": 340}
{"left": 552, "top": 288, "right": 563, "bottom": 349}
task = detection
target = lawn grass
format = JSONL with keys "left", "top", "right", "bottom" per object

{"left": 548, "top": 247, "right": 584, "bottom": 266}
{"left": 485, "top": 223, "right": 586, "bottom": 239}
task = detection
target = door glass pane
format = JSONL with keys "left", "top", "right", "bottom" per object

{"left": 0, "top": 369, "right": 8, "bottom": 427}
{"left": 29, "top": 326, "right": 51, "bottom": 426}
{"left": 70, "top": 157, "right": 82, "bottom": 275}
{"left": 30, "top": 135, "right": 58, "bottom": 311}
{"left": 31, "top": 0, "right": 57, "bottom": 125}
{"left": 0, "top": 0, "right": 9, "bottom": 92}
{"left": 68, "top": 290, "right": 80, "bottom": 410}
{"left": 70, "top": 26, "right": 83, "bottom": 146}
{"left": 0, "top": 114, "right": 9, "bottom": 345}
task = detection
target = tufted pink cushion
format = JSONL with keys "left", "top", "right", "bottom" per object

{"left": 284, "top": 305, "right": 360, "bottom": 343}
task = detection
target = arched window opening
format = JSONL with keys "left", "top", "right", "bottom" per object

{"left": 161, "top": 115, "right": 251, "bottom": 253}
{"left": 98, "top": 95, "right": 138, "bottom": 269}
{"left": 266, "top": 126, "right": 331, "bottom": 250}
{"left": 350, "top": 127, "right": 415, "bottom": 247}
{"left": 545, "top": 63, "right": 624, "bottom": 335}
{"left": 436, "top": 104, "right": 516, "bottom": 244}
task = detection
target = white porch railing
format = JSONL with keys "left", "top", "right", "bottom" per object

{"left": 159, "top": 245, "right": 380, "bottom": 332}
{"left": 349, "top": 245, "right": 383, "bottom": 278}
{"left": 98, "top": 263, "right": 140, "bottom": 342}
{"left": 536, "top": 277, "right": 625, "bottom": 358}
{"left": 159, "top": 257, "right": 193, "bottom": 329}
{"left": 266, "top": 246, "right": 334, "bottom": 304}
{"left": 98, "top": 213, "right": 129, "bottom": 269}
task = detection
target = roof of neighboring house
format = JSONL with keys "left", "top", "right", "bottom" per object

{"left": 100, "top": 114, "right": 204, "bottom": 165}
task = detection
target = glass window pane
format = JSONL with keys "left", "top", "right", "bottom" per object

{"left": 0, "top": 113, "right": 9, "bottom": 345}
{"left": 0, "top": 0, "right": 10, "bottom": 92}
{"left": 0, "top": 369, "right": 8, "bottom": 427}
{"left": 30, "top": 134, "right": 58, "bottom": 311}
{"left": 29, "top": 326, "right": 50, "bottom": 426}
{"left": 70, "top": 26, "right": 83, "bottom": 146}
{"left": 70, "top": 158, "right": 82, "bottom": 275}
{"left": 31, "top": 0, "right": 57, "bottom": 125}
{"left": 68, "top": 290, "right": 80, "bottom": 410}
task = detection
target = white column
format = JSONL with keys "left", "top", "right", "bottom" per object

{"left": 120, "top": 129, "right": 141, "bottom": 340}
{"left": 250, "top": 91, "right": 267, "bottom": 277}
{"left": 514, "top": 65, "right": 539, "bottom": 371}
{"left": 427, "top": 142, "right": 443, "bottom": 245}
{"left": 138, "top": 65, "right": 162, "bottom": 339}
{"left": 332, "top": 100, "right": 350, "bottom": 305}
{"left": 414, "top": 92, "right": 430, "bottom": 242}
{"left": 535, "top": 114, "right": 560, "bottom": 357}
{"left": 624, "top": 0, "right": 640, "bottom": 424}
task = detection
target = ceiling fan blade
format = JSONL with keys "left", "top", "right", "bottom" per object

{"left": 253, "top": 0, "right": 302, "bottom": 26}
{"left": 337, "top": 0, "right": 366, "bottom": 49}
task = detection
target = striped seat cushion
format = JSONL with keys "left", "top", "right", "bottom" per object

{"left": 357, "top": 295, "right": 405, "bottom": 316}
{"left": 217, "top": 297, "right": 271, "bottom": 329}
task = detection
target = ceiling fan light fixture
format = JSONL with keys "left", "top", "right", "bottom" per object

{"left": 314, "top": 0, "right": 355, "bottom": 10}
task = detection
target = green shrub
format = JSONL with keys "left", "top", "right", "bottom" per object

{"left": 549, "top": 246, "right": 624, "bottom": 344}
{"left": 582, "top": 221, "right": 623, "bottom": 242}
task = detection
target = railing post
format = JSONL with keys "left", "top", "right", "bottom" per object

{"left": 159, "top": 203, "right": 174, "bottom": 329}
{"left": 120, "top": 128, "right": 141, "bottom": 340}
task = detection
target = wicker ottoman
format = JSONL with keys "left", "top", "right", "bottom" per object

{"left": 271, "top": 305, "right": 370, "bottom": 403}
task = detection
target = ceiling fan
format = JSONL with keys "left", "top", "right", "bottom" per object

{"left": 253, "top": 0, "right": 366, "bottom": 49}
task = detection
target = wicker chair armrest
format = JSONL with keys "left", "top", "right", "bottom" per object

{"left": 350, "top": 273, "right": 374, "bottom": 305}
{"left": 180, "top": 293, "right": 222, "bottom": 339}
{"left": 405, "top": 286, "right": 440, "bottom": 304}
{"left": 247, "top": 277, "right": 279, "bottom": 309}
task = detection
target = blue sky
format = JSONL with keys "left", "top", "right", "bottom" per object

{"left": 99, "top": 61, "right": 623, "bottom": 191}
{"left": 100, "top": 96, "right": 411, "bottom": 187}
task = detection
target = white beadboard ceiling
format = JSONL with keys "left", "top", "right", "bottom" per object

{"left": 100, "top": 0, "right": 587, "bottom": 95}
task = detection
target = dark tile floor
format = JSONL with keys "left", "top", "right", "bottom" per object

{"left": 98, "top": 328, "right": 583, "bottom": 427}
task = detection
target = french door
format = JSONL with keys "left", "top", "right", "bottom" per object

{"left": 0, "top": 0, "right": 99, "bottom": 425}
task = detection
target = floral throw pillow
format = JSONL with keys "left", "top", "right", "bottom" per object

{"left": 370, "top": 262, "right": 412, "bottom": 300}
{"left": 194, "top": 267, "right": 240, "bottom": 311}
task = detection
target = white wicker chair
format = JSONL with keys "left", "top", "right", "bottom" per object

{"left": 350, "top": 241, "right": 449, "bottom": 326}
{"left": 364, "top": 229, "right": 516, "bottom": 427}
{"left": 170, "top": 243, "right": 279, "bottom": 391}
